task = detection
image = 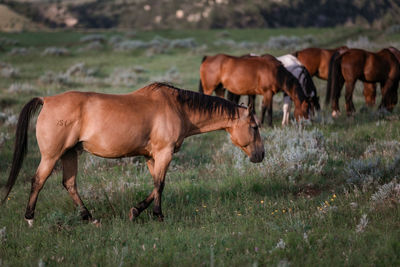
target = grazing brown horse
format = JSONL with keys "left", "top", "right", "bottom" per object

{"left": 294, "top": 47, "right": 378, "bottom": 107}
{"left": 199, "top": 54, "right": 311, "bottom": 126}
{"left": 2, "top": 82, "right": 265, "bottom": 226}
{"left": 326, "top": 48, "right": 400, "bottom": 116}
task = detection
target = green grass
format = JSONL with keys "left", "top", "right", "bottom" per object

{"left": 0, "top": 27, "right": 400, "bottom": 266}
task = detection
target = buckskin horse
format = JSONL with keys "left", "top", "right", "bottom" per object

{"left": 2, "top": 82, "right": 265, "bottom": 227}
{"left": 199, "top": 54, "right": 311, "bottom": 126}
{"left": 294, "top": 47, "right": 378, "bottom": 108}
{"left": 326, "top": 48, "right": 400, "bottom": 117}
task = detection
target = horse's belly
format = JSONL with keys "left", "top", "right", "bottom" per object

{"left": 82, "top": 138, "right": 149, "bottom": 158}
{"left": 81, "top": 126, "right": 150, "bottom": 158}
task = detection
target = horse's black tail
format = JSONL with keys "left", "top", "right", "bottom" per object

{"left": 2, "top": 97, "right": 43, "bottom": 204}
{"left": 326, "top": 50, "right": 344, "bottom": 105}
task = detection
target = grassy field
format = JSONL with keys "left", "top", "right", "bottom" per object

{"left": 0, "top": 27, "right": 400, "bottom": 266}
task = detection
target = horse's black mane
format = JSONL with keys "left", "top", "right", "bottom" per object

{"left": 150, "top": 82, "right": 242, "bottom": 119}
{"left": 277, "top": 65, "right": 307, "bottom": 103}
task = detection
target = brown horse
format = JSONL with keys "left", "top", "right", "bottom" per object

{"left": 294, "top": 47, "right": 378, "bottom": 107}
{"left": 326, "top": 48, "right": 400, "bottom": 116}
{"left": 199, "top": 54, "right": 311, "bottom": 126}
{"left": 2, "top": 82, "right": 265, "bottom": 226}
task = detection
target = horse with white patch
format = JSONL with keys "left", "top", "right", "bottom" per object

{"left": 277, "top": 54, "right": 320, "bottom": 125}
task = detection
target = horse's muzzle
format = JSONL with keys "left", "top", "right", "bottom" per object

{"left": 250, "top": 150, "right": 265, "bottom": 163}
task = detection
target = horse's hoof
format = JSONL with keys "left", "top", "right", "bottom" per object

{"left": 91, "top": 219, "right": 101, "bottom": 227}
{"left": 129, "top": 207, "right": 140, "bottom": 221}
{"left": 25, "top": 218, "right": 34, "bottom": 228}
{"left": 332, "top": 110, "right": 340, "bottom": 118}
{"left": 155, "top": 215, "right": 164, "bottom": 222}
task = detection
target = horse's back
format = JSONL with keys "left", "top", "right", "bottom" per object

{"left": 296, "top": 48, "right": 322, "bottom": 77}
{"left": 277, "top": 54, "right": 303, "bottom": 74}
{"left": 37, "top": 89, "right": 180, "bottom": 158}
{"left": 221, "top": 56, "right": 279, "bottom": 94}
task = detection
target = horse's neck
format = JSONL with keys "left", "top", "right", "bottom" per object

{"left": 282, "top": 81, "right": 303, "bottom": 107}
{"left": 186, "top": 111, "right": 237, "bottom": 136}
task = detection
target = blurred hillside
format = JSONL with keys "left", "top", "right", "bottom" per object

{"left": 2, "top": 0, "right": 400, "bottom": 31}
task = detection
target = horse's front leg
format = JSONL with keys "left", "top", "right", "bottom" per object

{"left": 363, "top": 82, "right": 376, "bottom": 107}
{"left": 130, "top": 149, "right": 173, "bottom": 222}
{"left": 282, "top": 95, "right": 292, "bottom": 126}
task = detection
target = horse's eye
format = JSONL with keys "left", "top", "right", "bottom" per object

{"left": 251, "top": 125, "right": 258, "bottom": 130}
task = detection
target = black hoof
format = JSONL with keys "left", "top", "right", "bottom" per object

{"left": 129, "top": 207, "right": 140, "bottom": 221}
{"left": 80, "top": 209, "right": 92, "bottom": 221}
{"left": 153, "top": 213, "right": 164, "bottom": 222}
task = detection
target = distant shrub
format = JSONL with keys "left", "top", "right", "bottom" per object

{"left": 79, "top": 34, "right": 107, "bottom": 43}
{"left": 346, "top": 36, "right": 377, "bottom": 49}
{"left": 213, "top": 35, "right": 316, "bottom": 51}
{"left": 386, "top": 24, "right": 400, "bottom": 34}
{"left": 0, "top": 37, "right": 18, "bottom": 46}
{"left": 42, "top": 47, "right": 69, "bottom": 56}
{"left": 113, "top": 36, "right": 197, "bottom": 53}
{"left": 79, "top": 41, "right": 104, "bottom": 51}
{"left": 169, "top": 38, "right": 198, "bottom": 49}
{"left": 113, "top": 40, "right": 150, "bottom": 51}
{"left": 65, "top": 62, "right": 97, "bottom": 77}
{"left": 39, "top": 71, "right": 72, "bottom": 85}
{"left": 0, "top": 62, "right": 19, "bottom": 78}
{"left": 0, "top": 111, "right": 17, "bottom": 127}
{"left": 108, "top": 35, "right": 124, "bottom": 46}
{"left": 106, "top": 68, "right": 139, "bottom": 87}
{"left": 9, "top": 47, "right": 30, "bottom": 55}
{"left": 0, "top": 132, "right": 10, "bottom": 147}
{"left": 7, "top": 83, "right": 36, "bottom": 93}
{"left": 151, "top": 67, "right": 181, "bottom": 84}
{"left": 264, "top": 35, "right": 316, "bottom": 50}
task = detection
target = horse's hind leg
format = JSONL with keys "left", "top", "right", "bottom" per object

{"left": 261, "top": 90, "right": 274, "bottom": 127}
{"left": 61, "top": 148, "right": 92, "bottom": 221}
{"left": 380, "top": 79, "right": 399, "bottom": 111}
{"left": 24, "top": 157, "right": 58, "bottom": 227}
{"left": 344, "top": 80, "right": 356, "bottom": 116}
{"left": 363, "top": 82, "right": 376, "bottom": 107}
